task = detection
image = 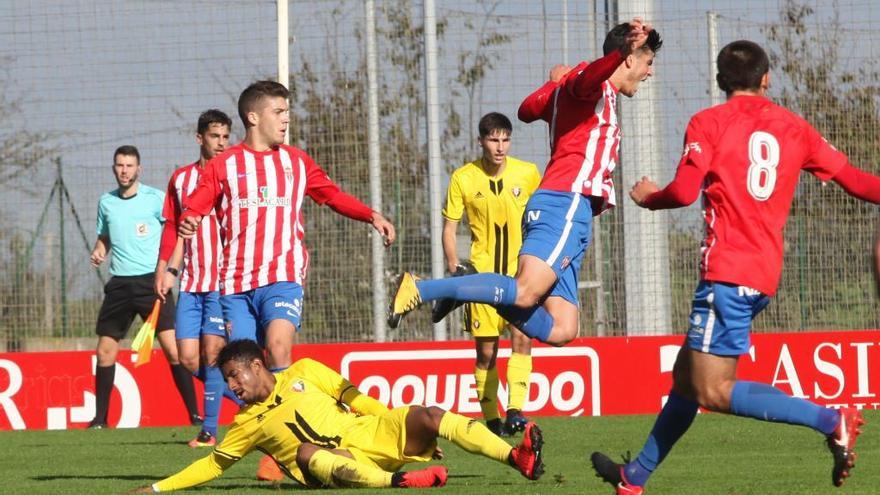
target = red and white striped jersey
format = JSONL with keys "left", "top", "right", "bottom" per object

{"left": 161, "top": 162, "right": 222, "bottom": 293}
{"left": 181, "top": 142, "right": 346, "bottom": 295}
{"left": 518, "top": 52, "right": 626, "bottom": 215}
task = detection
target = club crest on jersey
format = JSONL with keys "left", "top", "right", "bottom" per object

{"left": 473, "top": 319, "right": 481, "bottom": 330}
{"left": 683, "top": 142, "right": 702, "bottom": 156}
{"left": 283, "top": 166, "right": 294, "bottom": 181}
{"left": 512, "top": 186, "right": 522, "bottom": 198}
{"left": 291, "top": 380, "right": 306, "bottom": 393}
{"left": 135, "top": 223, "right": 149, "bottom": 237}
{"left": 237, "top": 186, "right": 292, "bottom": 208}
{"left": 560, "top": 256, "right": 571, "bottom": 269}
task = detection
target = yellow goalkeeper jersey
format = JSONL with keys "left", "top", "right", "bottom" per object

{"left": 153, "top": 358, "right": 388, "bottom": 491}
{"left": 442, "top": 156, "right": 540, "bottom": 275}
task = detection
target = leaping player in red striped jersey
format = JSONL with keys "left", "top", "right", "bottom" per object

{"left": 389, "top": 19, "right": 661, "bottom": 348}
{"left": 591, "top": 40, "right": 874, "bottom": 494}
{"left": 156, "top": 109, "right": 240, "bottom": 449}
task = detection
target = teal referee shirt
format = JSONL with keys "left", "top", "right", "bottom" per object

{"left": 96, "top": 184, "right": 165, "bottom": 276}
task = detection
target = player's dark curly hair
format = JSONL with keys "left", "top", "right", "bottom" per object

{"left": 197, "top": 109, "right": 232, "bottom": 134}
{"left": 216, "top": 339, "right": 266, "bottom": 369}
{"left": 603, "top": 22, "right": 663, "bottom": 56}
{"left": 716, "top": 40, "right": 769, "bottom": 95}
{"left": 238, "top": 80, "right": 289, "bottom": 128}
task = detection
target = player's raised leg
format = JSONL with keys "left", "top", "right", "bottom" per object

{"left": 296, "top": 444, "right": 447, "bottom": 489}
{"left": 405, "top": 406, "right": 544, "bottom": 480}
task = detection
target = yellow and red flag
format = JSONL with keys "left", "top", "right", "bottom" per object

{"left": 131, "top": 299, "right": 160, "bottom": 367}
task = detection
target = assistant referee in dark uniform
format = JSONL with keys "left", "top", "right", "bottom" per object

{"left": 88, "top": 145, "right": 200, "bottom": 428}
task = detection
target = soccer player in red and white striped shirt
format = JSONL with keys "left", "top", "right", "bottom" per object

{"left": 156, "top": 109, "right": 233, "bottom": 448}
{"left": 179, "top": 81, "right": 395, "bottom": 373}
{"left": 592, "top": 40, "right": 877, "bottom": 494}
{"left": 389, "top": 20, "right": 660, "bottom": 347}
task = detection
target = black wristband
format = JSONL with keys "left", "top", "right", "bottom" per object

{"left": 166, "top": 267, "right": 179, "bottom": 277}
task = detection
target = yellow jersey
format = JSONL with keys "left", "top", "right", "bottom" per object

{"left": 153, "top": 358, "right": 388, "bottom": 491}
{"left": 442, "top": 156, "right": 540, "bottom": 275}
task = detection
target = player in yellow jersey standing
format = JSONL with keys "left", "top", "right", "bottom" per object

{"left": 134, "top": 340, "right": 543, "bottom": 491}
{"left": 435, "top": 112, "right": 541, "bottom": 436}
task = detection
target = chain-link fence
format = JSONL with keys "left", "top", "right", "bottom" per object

{"left": 2, "top": 0, "right": 879, "bottom": 350}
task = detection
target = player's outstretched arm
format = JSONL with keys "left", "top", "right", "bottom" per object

{"left": 830, "top": 163, "right": 880, "bottom": 204}
{"left": 369, "top": 211, "right": 396, "bottom": 247}
{"left": 631, "top": 162, "right": 705, "bottom": 210}
{"left": 517, "top": 64, "right": 572, "bottom": 123}
{"left": 135, "top": 452, "right": 236, "bottom": 492}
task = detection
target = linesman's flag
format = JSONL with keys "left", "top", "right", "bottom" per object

{"left": 131, "top": 299, "right": 160, "bottom": 367}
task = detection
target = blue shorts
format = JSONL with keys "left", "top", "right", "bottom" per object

{"left": 220, "top": 282, "right": 304, "bottom": 344}
{"left": 686, "top": 281, "right": 771, "bottom": 356}
{"left": 519, "top": 190, "right": 593, "bottom": 305}
{"left": 176, "top": 291, "right": 226, "bottom": 340}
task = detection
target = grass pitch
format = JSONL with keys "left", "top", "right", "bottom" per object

{"left": 3, "top": 411, "right": 877, "bottom": 494}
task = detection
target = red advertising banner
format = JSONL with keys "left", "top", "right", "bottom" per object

{"left": 1, "top": 330, "right": 878, "bottom": 430}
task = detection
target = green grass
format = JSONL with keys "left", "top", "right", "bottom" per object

{"left": 3, "top": 411, "right": 877, "bottom": 494}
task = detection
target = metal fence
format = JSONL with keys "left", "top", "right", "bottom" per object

{"left": 1, "top": 0, "right": 879, "bottom": 351}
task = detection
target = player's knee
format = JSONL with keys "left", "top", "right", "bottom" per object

{"left": 296, "top": 443, "right": 319, "bottom": 472}
{"left": 424, "top": 406, "right": 446, "bottom": 433}
{"left": 178, "top": 354, "right": 199, "bottom": 373}
{"left": 513, "top": 285, "right": 543, "bottom": 308}
{"left": 544, "top": 322, "right": 577, "bottom": 347}
{"left": 695, "top": 385, "right": 731, "bottom": 412}
{"left": 95, "top": 342, "right": 118, "bottom": 365}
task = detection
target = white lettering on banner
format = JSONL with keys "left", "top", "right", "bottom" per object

{"left": 341, "top": 347, "right": 601, "bottom": 416}
{"left": 0, "top": 359, "right": 25, "bottom": 430}
{"left": 658, "top": 345, "right": 680, "bottom": 407}
{"left": 771, "top": 344, "right": 808, "bottom": 398}
{"left": 813, "top": 343, "right": 844, "bottom": 400}
{"left": 552, "top": 371, "right": 585, "bottom": 413}
{"left": 525, "top": 373, "right": 550, "bottom": 411}
{"left": 46, "top": 355, "right": 143, "bottom": 429}
{"left": 850, "top": 342, "right": 876, "bottom": 398}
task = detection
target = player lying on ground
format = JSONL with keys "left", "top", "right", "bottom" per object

{"left": 591, "top": 40, "right": 872, "bottom": 495}
{"left": 133, "top": 339, "right": 544, "bottom": 492}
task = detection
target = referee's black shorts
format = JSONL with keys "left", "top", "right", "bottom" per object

{"left": 95, "top": 273, "right": 176, "bottom": 340}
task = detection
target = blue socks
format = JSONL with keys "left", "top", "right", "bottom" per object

{"left": 625, "top": 391, "right": 698, "bottom": 487}
{"left": 415, "top": 274, "right": 556, "bottom": 342}
{"left": 416, "top": 273, "right": 517, "bottom": 305}
{"left": 498, "top": 305, "right": 554, "bottom": 342}
{"left": 625, "top": 381, "right": 841, "bottom": 488}
{"left": 730, "top": 380, "right": 840, "bottom": 435}
{"left": 201, "top": 364, "right": 224, "bottom": 436}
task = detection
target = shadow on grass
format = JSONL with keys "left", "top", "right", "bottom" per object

{"left": 32, "top": 475, "right": 163, "bottom": 481}
{"left": 32, "top": 474, "right": 299, "bottom": 490}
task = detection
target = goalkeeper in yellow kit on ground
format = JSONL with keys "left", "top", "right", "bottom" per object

{"left": 436, "top": 112, "right": 541, "bottom": 436}
{"left": 135, "top": 339, "right": 544, "bottom": 492}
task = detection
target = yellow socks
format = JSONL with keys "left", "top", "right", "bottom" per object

{"left": 474, "top": 366, "right": 500, "bottom": 421}
{"left": 438, "top": 411, "right": 511, "bottom": 464}
{"left": 506, "top": 353, "right": 532, "bottom": 412}
{"left": 307, "top": 449, "right": 392, "bottom": 488}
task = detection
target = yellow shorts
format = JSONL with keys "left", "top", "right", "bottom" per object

{"left": 463, "top": 302, "right": 508, "bottom": 338}
{"left": 342, "top": 406, "right": 434, "bottom": 473}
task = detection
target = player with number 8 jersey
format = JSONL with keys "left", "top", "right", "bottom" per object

{"left": 660, "top": 95, "right": 847, "bottom": 296}
{"left": 591, "top": 40, "right": 880, "bottom": 495}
